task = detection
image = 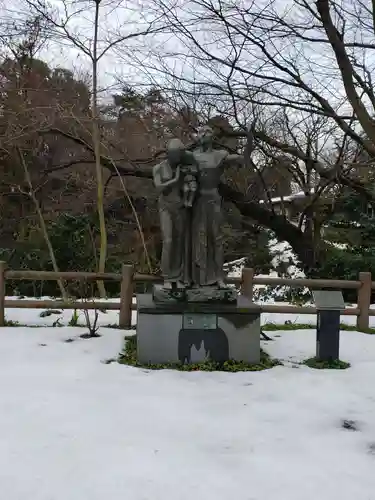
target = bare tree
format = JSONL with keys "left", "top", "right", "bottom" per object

{"left": 3, "top": 0, "right": 374, "bottom": 277}
{"left": 23, "top": 0, "right": 166, "bottom": 295}
{"left": 107, "top": 0, "right": 375, "bottom": 268}
{"left": 0, "top": 14, "right": 72, "bottom": 297}
{"left": 133, "top": 0, "right": 375, "bottom": 182}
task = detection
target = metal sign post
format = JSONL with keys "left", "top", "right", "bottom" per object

{"left": 311, "top": 290, "right": 345, "bottom": 361}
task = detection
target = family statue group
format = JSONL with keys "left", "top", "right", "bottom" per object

{"left": 153, "top": 125, "right": 249, "bottom": 294}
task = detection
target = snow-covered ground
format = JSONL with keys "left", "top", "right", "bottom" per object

{"left": 1, "top": 234, "right": 373, "bottom": 499}
{"left": 1, "top": 321, "right": 375, "bottom": 500}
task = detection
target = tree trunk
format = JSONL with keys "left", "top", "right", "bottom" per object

{"left": 92, "top": 0, "right": 107, "bottom": 298}
{"left": 17, "top": 148, "right": 68, "bottom": 300}
{"left": 219, "top": 183, "right": 323, "bottom": 271}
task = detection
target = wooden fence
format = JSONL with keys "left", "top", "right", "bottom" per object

{"left": 0, "top": 261, "right": 373, "bottom": 331}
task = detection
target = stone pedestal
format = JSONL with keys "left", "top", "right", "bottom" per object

{"left": 136, "top": 294, "right": 261, "bottom": 365}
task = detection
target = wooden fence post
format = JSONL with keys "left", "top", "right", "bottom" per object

{"left": 357, "top": 271, "right": 372, "bottom": 331}
{"left": 0, "top": 261, "right": 6, "bottom": 326}
{"left": 119, "top": 264, "right": 134, "bottom": 329}
{"left": 241, "top": 267, "right": 254, "bottom": 301}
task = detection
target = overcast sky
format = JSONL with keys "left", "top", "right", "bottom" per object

{"left": 0, "top": 0, "right": 169, "bottom": 101}
{"left": 1, "top": 0, "right": 372, "bottom": 128}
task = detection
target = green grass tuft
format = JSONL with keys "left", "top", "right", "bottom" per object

{"left": 263, "top": 322, "right": 375, "bottom": 334}
{"left": 118, "top": 335, "right": 281, "bottom": 372}
{"left": 303, "top": 357, "right": 350, "bottom": 370}
{"left": 263, "top": 323, "right": 314, "bottom": 331}
{"left": 4, "top": 319, "right": 20, "bottom": 327}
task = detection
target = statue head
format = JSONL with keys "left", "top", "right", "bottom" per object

{"left": 167, "top": 138, "right": 185, "bottom": 167}
{"left": 197, "top": 125, "right": 214, "bottom": 148}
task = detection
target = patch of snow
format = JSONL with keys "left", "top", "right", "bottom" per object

{"left": 225, "top": 237, "right": 304, "bottom": 280}
{"left": 4, "top": 296, "right": 373, "bottom": 328}
{"left": 268, "top": 239, "right": 305, "bottom": 279}
{"left": 5, "top": 296, "right": 136, "bottom": 328}
{"left": 224, "top": 236, "right": 307, "bottom": 302}
{"left": 259, "top": 188, "right": 318, "bottom": 205}
{"left": 325, "top": 241, "right": 349, "bottom": 250}
{"left": 264, "top": 238, "right": 308, "bottom": 300}
{"left": 0, "top": 325, "right": 375, "bottom": 499}
{"left": 223, "top": 257, "right": 246, "bottom": 279}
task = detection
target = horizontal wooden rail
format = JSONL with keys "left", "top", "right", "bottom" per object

{"left": 133, "top": 273, "right": 161, "bottom": 283}
{"left": 3, "top": 300, "right": 360, "bottom": 316}
{"left": 259, "top": 306, "right": 360, "bottom": 315}
{"left": 4, "top": 300, "right": 120, "bottom": 310}
{"left": 129, "top": 302, "right": 360, "bottom": 316}
{"left": 133, "top": 275, "right": 361, "bottom": 289}
{"left": 6, "top": 270, "right": 122, "bottom": 281}
{"left": 252, "top": 277, "right": 360, "bottom": 289}
{"left": 133, "top": 273, "right": 242, "bottom": 285}
{"left": 4, "top": 269, "right": 362, "bottom": 290}
{"left": 0, "top": 263, "right": 372, "bottom": 330}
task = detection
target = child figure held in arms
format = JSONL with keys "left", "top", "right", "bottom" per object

{"left": 162, "top": 138, "right": 199, "bottom": 207}
{"left": 180, "top": 162, "right": 198, "bottom": 207}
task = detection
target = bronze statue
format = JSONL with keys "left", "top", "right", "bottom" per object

{"left": 153, "top": 126, "right": 249, "bottom": 296}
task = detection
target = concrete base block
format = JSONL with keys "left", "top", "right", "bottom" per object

{"left": 136, "top": 294, "right": 261, "bottom": 365}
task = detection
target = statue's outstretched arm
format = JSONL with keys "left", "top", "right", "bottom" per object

{"left": 225, "top": 153, "right": 245, "bottom": 165}
{"left": 224, "top": 123, "right": 255, "bottom": 167}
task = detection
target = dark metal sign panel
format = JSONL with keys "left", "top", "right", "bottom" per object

{"left": 312, "top": 290, "right": 345, "bottom": 311}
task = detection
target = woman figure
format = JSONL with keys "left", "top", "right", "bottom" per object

{"left": 191, "top": 125, "right": 245, "bottom": 287}
{"left": 152, "top": 138, "right": 198, "bottom": 290}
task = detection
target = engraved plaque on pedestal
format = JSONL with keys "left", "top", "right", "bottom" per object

{"left": 183, "top": 313, "right": 218, "bottom": 330}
